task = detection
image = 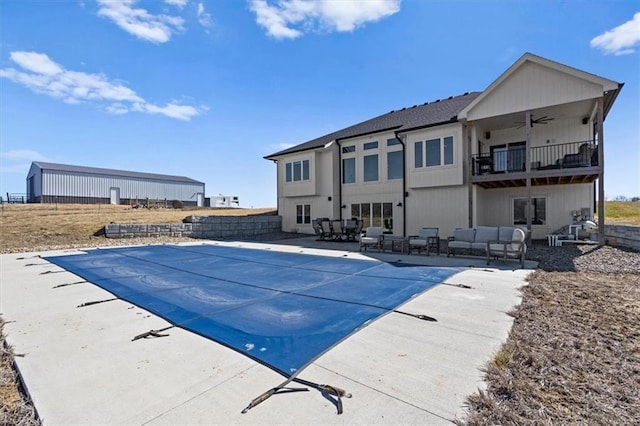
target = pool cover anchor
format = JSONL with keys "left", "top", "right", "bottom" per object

{"left": 132, "top": 326, "right": 173, "bottom": 341}
{"left": 241, "top": 376, "right": 350, "bottom": 415}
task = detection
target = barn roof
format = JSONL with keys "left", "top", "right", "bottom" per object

{"left": 32, "top": 162, "right": 204, "bottom": 185}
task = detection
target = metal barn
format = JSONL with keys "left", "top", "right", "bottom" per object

{"left": 27, "top": 162, "right": 205, "bottom": 206}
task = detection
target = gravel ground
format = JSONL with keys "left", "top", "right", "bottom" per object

{"left": 526, "top": 241, "right": 640, "bottom": 274}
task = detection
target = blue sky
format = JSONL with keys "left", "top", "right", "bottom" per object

{"left": 1, "top": 0, "right": 638, "bottom": 207}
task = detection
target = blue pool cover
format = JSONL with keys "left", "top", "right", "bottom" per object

{"left": 45, "top": 244, "right": 460, "bottom": 378}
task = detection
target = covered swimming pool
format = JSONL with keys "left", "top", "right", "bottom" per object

{"left": 45, "top": 244, "right": 460, "bottom": 409}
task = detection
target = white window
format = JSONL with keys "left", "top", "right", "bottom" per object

{"left": 363, "top": 154, "right": 379, "bottom": 182}
{"left": 285, "top": 160, "right": 310, "bottom": 182}
{"left": 415, "top": 136, "right": 454, "bottom": 168}
{"left": 343, "top": 158, "right": 356, "bottom": 183}
{"left": 351, "top": 202, "right": 394, "bottom": 231}
{"left": 296, "top": 204, "right": 311, "bottom": 224}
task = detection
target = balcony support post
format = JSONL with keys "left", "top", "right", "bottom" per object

{"left": 468, "top": 123, "right": 476, "bottom": 228}
{"left": 597, "top": 97, "right": 605, "bottom": 245}
{"left": 525, "top": 111, "right": 532, "bottom": 238}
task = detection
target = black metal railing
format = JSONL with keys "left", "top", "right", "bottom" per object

{"left": 472, "top": 140, "right": 598, "bottom": 176}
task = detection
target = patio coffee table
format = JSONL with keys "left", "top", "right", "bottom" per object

{"left": 382, "top": 235, "right": 408, "bottom": 254}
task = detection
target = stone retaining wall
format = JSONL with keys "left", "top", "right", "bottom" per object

{"left": 604, "top": 224, "right": 640, "bottom": 251}
{"left": 105, "top": 215, "right": 282, "bottom": 239}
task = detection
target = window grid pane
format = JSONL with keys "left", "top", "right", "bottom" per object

{"left": 363, "top": 154, "right": 379, "bottom": 182}
{"left": 415, "top": 142, "right": 423, "bottom": 168}
{"left": 363, "top": 141, "right": 379, "bottom": 150}
{"left": 285, "top": 163, "right": 292, "bottom": 182}
{"left": 302, "top": 160, "right": 309, "bottom": 180}
{"left": 296, "top": 204, "right": 303, "bottom": 224}
{"left": 343, "top": 158, "right": 356, "bottom": 183}
{"left": 303, "top": 204, "right": 311, "bottom": 224}
{"left": 444, "top": 136, "right": 453, "bottom": 165}
{"left": 387, "top": 151, "right": 403, "bottom": 180}
{"left": 426, "top": 138, "right": 441, "bottom": 167}
{"left": 387, "top": 138, "right": 400, "bottom": 146}
{"left": 293, "top": 161, "right": 302, "bottom": 181}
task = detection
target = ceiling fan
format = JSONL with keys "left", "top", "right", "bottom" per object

{"left": 514, "top": 115, "right": 555, "bottom": 128}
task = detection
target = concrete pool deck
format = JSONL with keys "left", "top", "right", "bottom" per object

{"left": 1, "top": 239, "right": 533, "bottom": 424}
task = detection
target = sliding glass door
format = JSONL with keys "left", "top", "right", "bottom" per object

{"left": 351, "top": 202, "right": 393, "bottom": 231}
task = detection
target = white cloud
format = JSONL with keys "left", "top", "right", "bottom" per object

{"left": 165, "top": 0, "right": 188, "bottom": 7}
{"left": 0, "top": 51, "right": 202, "bottom": 121}
{"left": 0, "top": 149, "right": 51, "bottom": 162}
{"left": 197, "top": 2, "right": 212, "bottom": 27}
{"left": 591, "top": 12, "right": 640, "bottom": 56}
{"left": 249, "top": 0, "right": 400, "bottom": 39}
{"left": 268, "top": 142, "right": 295, "bottom": 152}
{"left": 97, "top": 0, "right": 185, "bottom": 43}
{"left": 0, "top": 149, "right": 54, "bottom": 175}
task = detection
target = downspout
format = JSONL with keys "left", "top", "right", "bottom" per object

{"left": 335, "top": 138, "right": 343, "bottom": 221}
{"left": 394, "top": 131, "right": 407, "bottom": 237}
{"left": 269, "top": 159, "right": 279, "bottom": 216}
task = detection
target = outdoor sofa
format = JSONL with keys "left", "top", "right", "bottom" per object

{"left": 447, "top": 226, "right": 527, "bottom": 267}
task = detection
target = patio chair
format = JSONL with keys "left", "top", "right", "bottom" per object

{"left": 331, "top": 219, "right": 345, "bottom": 241}
{"left": 359, "top": 226, "right": 384, "bottom": 252}
{"left": 408, "top": 227, "right": 440, "bottom": 255}
{"left": 312, "top": 218, "right": 331, "bottom": 241}
{"left": 486, "top": 227, "right": 527, "bottom": 268}
{"left": 344, "top": 219, "right": 358, "bottom": 241}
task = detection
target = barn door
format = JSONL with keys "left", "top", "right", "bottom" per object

{"left": 110, "top": 187, "right": 120, "bottom": 205}
{"left": 197, "top": 192, "right": 204, "bottom": 207}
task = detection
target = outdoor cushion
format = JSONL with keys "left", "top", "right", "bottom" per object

{"left": 409, "top": 228, "right": 438, "bottom": 247}
{"left": 498, "top": 226, "right": 515, "bottom": 242}
{"left": 449, "top": 240, "right": 472, "bottom": 249}
{"left": 453, "top": 228, "right": 475, "bottom": 242}
{"left": 475, "top": 226, "right": 499, "bottom": 243}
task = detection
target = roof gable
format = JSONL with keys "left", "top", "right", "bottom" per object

{"left": 458, "top": 53, "right": 621, "bottom": 121}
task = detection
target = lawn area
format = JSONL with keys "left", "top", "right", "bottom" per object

{"left": 601, "top": 201, "right": 640, "bottom": 225}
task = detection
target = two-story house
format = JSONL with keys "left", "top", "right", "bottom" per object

{"left": 264, "top": 53, "right": 622, "bottom": 243}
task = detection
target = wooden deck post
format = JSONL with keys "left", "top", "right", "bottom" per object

{"left": 597, "top": 97, "right": 605, "bottom": 245}
{"left": 525, "top": 111, "right": 532, "bottom": 238}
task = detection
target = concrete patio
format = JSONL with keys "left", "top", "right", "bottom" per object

{"left": 1, "top": 238, "right": 533, "bottom": 424}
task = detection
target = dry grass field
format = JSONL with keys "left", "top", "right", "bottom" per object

{"left": 0, "top": 203, "right": 275, "bottom": 253}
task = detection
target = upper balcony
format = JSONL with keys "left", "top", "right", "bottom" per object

{"left": 471, "top": 140, "right": 600, "bottom": 189}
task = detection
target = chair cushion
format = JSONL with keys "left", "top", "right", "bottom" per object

{"left": 471, "top": 242, "right": 488, "bottom": 250}
{"left": 361, "top": 236, "right": 379, "bottom": 245}
{"left": 365, "top": 227, "right": 384, "bottom": 237}
{"left": 475, "top": 226, "right": 498, "bottom": 243}
{"left": 453, "top": 228, "right": 475, "bottom": 242}
{"left": 409, "top": 239, "right": 427, "bottom": 247}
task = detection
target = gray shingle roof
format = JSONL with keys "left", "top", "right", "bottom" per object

{"left": 32, "top": 162, "right": 204, "bottom": 185}
{"left": 265, "top": 92, "right": 481, "bottom": 159}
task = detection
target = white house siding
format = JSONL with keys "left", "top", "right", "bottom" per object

{"left": 476, "top": 183, "right": 594, "bottom": 239}
{"left": 277, "top": 148, "right": 338, "bottom": 233}
{"left": 280, "top": 151, "right": 318, "bottom": 198}
{"left": 405, "top": 123, "right": 464, "bottom": 189}
{"left": 405, "top": 185, "right": 469, "bottom": 238}
{"left": 466, "top": 61, "right": 604, "bottom": 121}
{"left": 339, "top": 131, "right": 405, "bottom": 235}
{"left": 41, "top": 171, "right": 203, "bottom": 204}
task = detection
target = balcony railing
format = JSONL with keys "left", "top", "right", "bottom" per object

{"left": 472, "top": 140, "right": 599, "bottom": 176}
